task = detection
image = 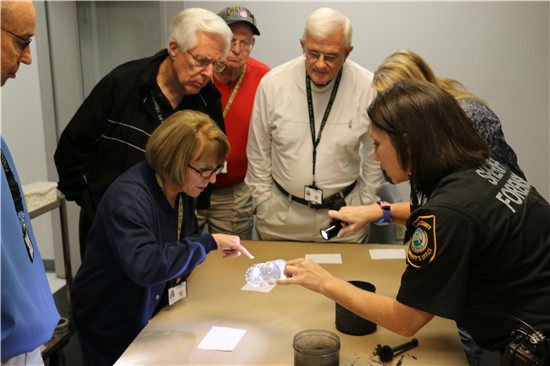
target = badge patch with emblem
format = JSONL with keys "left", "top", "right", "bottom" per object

{"left": 407, "top": 215, "right": 437, "bottom": 268}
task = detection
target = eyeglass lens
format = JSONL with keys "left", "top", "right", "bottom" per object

{"left": 306, "top": 50, "right": 338, "bottom": 63}
{"left": 1, "top": 28, "right": 32, "bottom": 50}
{"left": 189, "top": 163, "right": 224, "bottom": 178}
{"left": 231, "top": 39, "right": 253, "bottom": 51}
{"left": 186, "top": 50, "right": 226, "bottom": 73}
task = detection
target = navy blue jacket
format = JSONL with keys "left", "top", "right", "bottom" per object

{"left": 71, "top": 161, "right": 217, "bottom": 363}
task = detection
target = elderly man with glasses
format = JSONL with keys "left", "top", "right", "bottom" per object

{"left": 1, "top": 1, "right": 61, "bottom": 365}
{"left": 246, "top": 8, "right": 386, "bottom": 243}
{"left": 1, "top": 2, "right": 33, "bottom": 86}
{"left": 54, "top": 8, "right": 233, "bottom": 261}
{"left": 197, "top": 6, "right": 270, "bottom": 240}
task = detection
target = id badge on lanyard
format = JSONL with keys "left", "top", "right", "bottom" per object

{"left": 168, "top": 196, "right": 187, "bottom": 306}
{"left": 155, "top": 172, "right": 188, "bottom": 306}
{"left": 168, "top": 279, "right": 187, "bottom": 306}
{"left": 305, "top": 68, "right": 342, "bottom": 205}
{"left": 304, "top": 185, "right": 323, "bottom": 205}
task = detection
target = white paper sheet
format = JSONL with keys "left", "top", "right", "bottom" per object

{"left": 240, "top": 283, "right": 276, "bottom": 292}
{"left": 305, "top": 253, "right": 343, "bottom": 264}
{"left": 197, "top": 326, "right": 247, "bottom": 351}
{"left": 369, "top": 248, "right": 406, "bottom": 260}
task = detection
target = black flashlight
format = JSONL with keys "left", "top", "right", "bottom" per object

{"left": 320, "top": 221, "right": 347, "bottom": 240}
{"left": 320, "top": 197, "right": 348, "bottom": 240}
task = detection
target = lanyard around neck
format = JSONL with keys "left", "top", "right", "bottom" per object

{"left": 223, "top": 64, "right": 247, "bottom": 118}
{"left": 1, "top": 150, "right": 24, "bottom": 213}
{"left": 155, "top": 173, "right": 184, "bottom": 240}
{"left": 306, "top": 67, "right": 343, "bottom": 185}
{"left": 1, "top": 149, "right": 35, "bottom": 262}
{"left": 150, "top": 91, "right": 165, "bottom": 124}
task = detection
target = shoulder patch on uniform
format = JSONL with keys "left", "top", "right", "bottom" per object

{"left": 407, "top": 215, "right": 437, "bottom": 268}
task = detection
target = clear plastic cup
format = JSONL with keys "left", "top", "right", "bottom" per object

{"left": 293, "top": 329, "right": 340, "bottom": 366}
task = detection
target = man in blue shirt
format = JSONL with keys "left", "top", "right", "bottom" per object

{"left": 1, "top": 1, "right": 60, "bottom": 364}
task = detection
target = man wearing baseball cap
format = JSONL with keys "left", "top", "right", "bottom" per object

{"left": 197, "top": 6, "right": 270, "bottom": 240}
{"left": 218, "top": 5, "right": 260, "bottom": 35}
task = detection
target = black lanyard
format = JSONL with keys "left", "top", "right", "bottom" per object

{"left": 306, "top": 68, "right": 343, "bottom": 186}
{"left": 151, "top": 91, "right": 165, "bottom": 124}
{"left": 1, "top": 149, "right": 34, "bottom": 262}
{"left": 1, "top": 150, "right": 24, "bottom": 212}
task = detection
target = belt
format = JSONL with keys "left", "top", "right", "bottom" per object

{"left": 273, "top": 180, "right": 356, "bottom": 210}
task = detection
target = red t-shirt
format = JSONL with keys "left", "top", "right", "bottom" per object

{"left": 213, "top": 57, "right": 270, "bottom": 187}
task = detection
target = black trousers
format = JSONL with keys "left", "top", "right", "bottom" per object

{"left": 78, "top": 210, "right": 92, "bottom": 261}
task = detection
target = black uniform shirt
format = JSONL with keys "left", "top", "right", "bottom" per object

{"left": 397, "top": 158, "right": 550, "bottom": 351}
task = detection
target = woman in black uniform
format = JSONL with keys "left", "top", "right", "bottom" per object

{"left": 278, "top": 80, "right": 550, "bottom": 365}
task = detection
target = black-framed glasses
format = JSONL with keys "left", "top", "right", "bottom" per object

{"left": 230, "top": 39, "right": 253, "bottom": 52}
{"left": 188, "top": 163, "right": 224, "bottom": 179}
{"left": 186, "top": 50, "right": 226, "bottom": 73}
{"left": 304, "top": 49, "right": 340, "bottom": 64}
{"left": 1, "top": 28, "right": 32, "bottom": 51}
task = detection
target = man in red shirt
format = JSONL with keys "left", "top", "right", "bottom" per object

{"left": 197, "top": 6, "right": 270, "bottom": 239}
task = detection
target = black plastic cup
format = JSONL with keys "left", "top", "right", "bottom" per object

{"left": 335, "top": 281, "right": 377, "bottom": 335}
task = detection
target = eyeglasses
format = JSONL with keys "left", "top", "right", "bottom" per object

{"left": 304, "top": 49, "right": 340, "bottom": 64}
{"left": 186, "top": 50, "right": 226, "bottom": 73}
{"left": 230, "top": 39, "right": 253, "bottom": 52}
{"left": 2, "top": 28, "right": 32, "bottom": 51}
{"left": 188, "top": 163, "right": 224, "bottom": 179}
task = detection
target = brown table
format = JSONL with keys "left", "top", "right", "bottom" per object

{"left": 115, "top": 241, "right": 467, "bottom": 365}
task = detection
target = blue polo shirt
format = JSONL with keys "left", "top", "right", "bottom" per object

{"left": 1, "top": 137, "right": 60, "bottom": 359}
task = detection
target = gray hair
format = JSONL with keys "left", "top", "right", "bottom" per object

{"left": 169, "top": 8, "right": 232, "bottom": 57}
{"left": 302, "top": 8, "right": 353, "bottom": 48}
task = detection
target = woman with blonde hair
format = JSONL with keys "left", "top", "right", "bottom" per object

{"left": 372, "top": 49, "right": 524, "bottom": 179}
{"left": 328, "top": 49, "right": 526, "bottom": 238}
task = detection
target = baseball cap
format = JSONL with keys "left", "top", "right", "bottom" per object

{"left": 218, "top": 6, "right": 260, "bottom": 35}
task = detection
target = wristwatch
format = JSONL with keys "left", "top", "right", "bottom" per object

{"left": 375, "top": 201, "right": 392, "bottom": 225}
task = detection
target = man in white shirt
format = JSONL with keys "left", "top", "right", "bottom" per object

{"left": 246, "top": 7, "right": 385, "bottom": 243}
